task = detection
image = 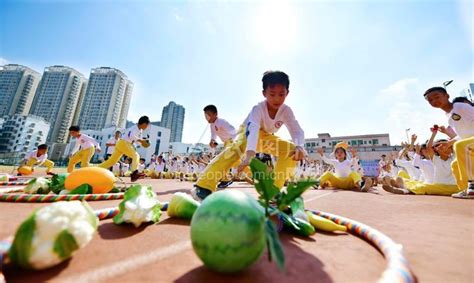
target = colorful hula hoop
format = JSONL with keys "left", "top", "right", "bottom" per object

{"left": 0, "top": 202, "right": 415, "bottom": 283}
{"left": 308, "top": 209, "right": 415, "bottom": 283}
{"left": 0, "top": 181, "right": 31, "bottom": 186}
{"left": 0, "top": 193, "right": 124, "bottom": 202}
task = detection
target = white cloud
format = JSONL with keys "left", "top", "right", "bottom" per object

{"left": 174, "top": 13, "right": 183, "bottom": 22}
{"left": 377, "top": 78, "right": 447, "bottom": 145}
{"left": 0, "top": 57, "right": 9, "bottom": 66}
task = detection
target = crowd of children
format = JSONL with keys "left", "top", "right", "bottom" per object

{"left": 17, "top": 71, "right": 473, "bottom": 200}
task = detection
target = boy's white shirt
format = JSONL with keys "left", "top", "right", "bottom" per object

{"left": 321, "top": 155, "right": 352, "bottom": 178}
{"left": 149, "top": 161, "right": 165, "bottom": 173}
{"left": 25, "top": 150, "right": 47, "bottom": 165}
{"left": 244, "top": 101, "right": 305, "bottom": 152}
{"left": 122, "top": 163, "right": 130, "bottom": 172}
{"left": 432, "top": 155, "right": 456, "bottom": 185}
{"left": 210, "top": 118, "right": 236, "bottom": 142}
{"left": 106, "top": 137, "right": 118, "bottom": 155}
{"left": 71, "top": 134, "right": 100, "bottom": 155}
{"left": 395, "top": 159, "right": 422, "bottom": 181}
{"left": 138, "top": 163, "right": 146, "bottom": 173}
{"left": 447, "top": 102, "right": 474, "bottom": 139}
{"left": 123, "top": 125, "right": 142, "bottom": 144}
{"left": 412, "top": 154, "right": 434, "bottom": 184}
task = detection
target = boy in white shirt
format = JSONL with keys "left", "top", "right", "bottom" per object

{"left": 383, "top": 129, "right": 460, "bottom": 195}
{"left": 98, "top": 116, "right": 150, "bottom": 182}
{"left": 105, "top": 131, "right": 121, "bottom": 160}
{"left": 19, "top": 144, "right": 55, "bottom": 175}
{"left": 192, "top": 71, "right": 306, "bottom": 201}
{"left": 424, "top": 87, "right": 474, "bottom": 198}
{"left": 67, "top": 126, "right": 101, "bottom": 173}
{"left": 203, "top": 104, "right": 237, "bottom": 188}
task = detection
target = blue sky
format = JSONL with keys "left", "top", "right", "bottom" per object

{"left": 1, "top": 0, "right": 472, "bottom": 145}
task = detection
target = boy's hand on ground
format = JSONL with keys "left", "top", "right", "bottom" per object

{"left": 237, "top": 158, "right": 250, "bottom": 173}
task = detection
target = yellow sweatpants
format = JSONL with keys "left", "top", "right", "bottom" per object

{"left": 406, "top": 182, "right": 461, "bottom": 196}
{"left": 196, "top": 128, "right": 297, "bottom": 191}
{"left": 451, "top": 137, "right": 474, "bottom": 191}
{"left": 67, "top": 147, "right": 95, "bottom": 173}
{"left": 319, "top": 171, "right": 362, "bottom": 190}
{"left": 26, "top": 158, "right": 54, "bottom": 173}
{"left": 397, "top": 170, "right": 410, "bottom": 180}
{"left": 98, "top": 139, "right": 140, "bottom": 172}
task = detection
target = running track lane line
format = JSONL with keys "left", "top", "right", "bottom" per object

{"left": 62, "top": 240, "right": 192, "bottom": 283}
{"left": 61, "top": 191, "right": 336, "bottom": 282}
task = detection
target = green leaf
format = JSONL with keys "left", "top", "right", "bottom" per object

{"left": 250, "top": 158, "right": 279, "bottom": 202}
{"left": 9, "top": 212, "right": 36, "bottom": 269}
{"left": 150, "top": 204, "right": 162, "bottom": 223}
{"left": 69, "top": 184, "right": 92, "bottom": 194}
{"left": 49, "top": 173, "right": 68, "bottom": 194}
{"left": 278, "top": 211, "right": 300, "bottom": 231}
{"left": 109, "top": 187, "right": 120, "bottom": 193}
{"left": 82, "top": 201, "right": 99, "bottom": 230}
{"left": 265, "top": 219, "right": 285, "bottom": 272}
{"left": 53, "top": 230, "right": 79, "bottom": 259}
{"left": 277, "top": 179, "right": 317, "bottom": 211}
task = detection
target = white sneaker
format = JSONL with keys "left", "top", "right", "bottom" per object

{"left": 452, "top": 183, "right": 474, "bottom": 199}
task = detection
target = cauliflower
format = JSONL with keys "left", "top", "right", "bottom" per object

{"left": 113, "top": 185, "right": 161, "bottom": 227}
{"left": 24, "top": 177, "right": 51, "bottom": 194}
{"left": 9, "top": 201, "right": 98, "bottom": 269}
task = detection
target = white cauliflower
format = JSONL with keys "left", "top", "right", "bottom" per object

{"left": 113, "top": 185, "right": 161, "bottom": 227}
{"left": 9, "top": 201, "right": 98, "bottom": 269}
{"left": 24, "top": 177, "right": 51, "bottom": 194}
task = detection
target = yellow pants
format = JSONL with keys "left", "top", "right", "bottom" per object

{"left": 451, "top": 137, "right": 474, "bottom": 191}
{"left": 397, "top": 170, "right": 410, "bottom": 180}
{"left": 67, "top": 147, "right": 95, "bottom": 173}
{"left": 319, "top": 171, "right": 362, "bottom": 190}
{"left": 196, "top": 128, "right": 297, "bottom": 191}
{"left": 26, "top": 158, "right": 54, "bottom": 173}
{"left": 98, "top": 140, "right": 140, "bottom": 172}
{"left": 406, "top": 181, "right": 461, "bottom": 196}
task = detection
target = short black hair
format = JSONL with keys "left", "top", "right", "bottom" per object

{"left": 453, "top": 96, "right": 473, "bottom": 106}
{"left": 140, "top": 158, "right": 145, "bottom": 162}
{"left": 423, "top": 86, "right": 447, "bottom": 97}
{"left": 262, "top": 71, "right": 290, "bottom": 90}
{"left": 115, "top": 130, "right": 121, "bottom": 135}
{"left": 37, "top": 144, "right": 48, "bottom": 150}
{"left": 138, "top": 116, "right": 150, "bottom": 125}
{"left": 69, "top": 126, "right": 80, "bottom": 132}
{"left": 203, "top": 105, "right": 217, "bottom": 114}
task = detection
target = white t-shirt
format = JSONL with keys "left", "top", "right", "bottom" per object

{"left": 123, "top": 125, "right": 142, "bottom": 144}
{"left": 395, "top": 159, "right": 422, "bottom": 181}
{"left": 244, "top": 101, "right": 304, "bottom": 152}
{"left": 71, "top": 134, "right": 100, "bottom": 154}
{"left": 106, "top": 137, "right": 119, "bottom": 155}
{"left": 138, "top": 163, "right": 146, "bottom": 173}
{"left": 432, "top": 155, "right": 456, "bottom": 185}
{"left": 149, "top": 162, "right": 165, "bottom": 173}
{"left": 321, "top": 156, "right": 352, "bottom": 178}
{"left": 210, "top": 118, "right": 236, "bottom": 142}
{"left": 25, "top": 150, "right": 47, "bottom": 164}
{"left": 412, "top": 154, "right": 434, "bottom": 184}
{"left": 447, "top": 102, "right": 474, "bottom": 139}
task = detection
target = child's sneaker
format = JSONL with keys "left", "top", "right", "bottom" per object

{"left": 191, "top": 185, "right": 212, "bottom": 202}
{"left": 217, "top": 180, "right": 233, "bottom": 189}
{"left": 452, "top": 182, "right": 474, "bottom": 199}
{"left": 130, "top": 170, "right": 145, "bottom": 182}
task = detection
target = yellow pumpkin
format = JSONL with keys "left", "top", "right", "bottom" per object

{"left": 65, "top": 167, "right": 116, "bottom": 194}
{"left": 18, "top": 166, "right": 33, "bottom": 176}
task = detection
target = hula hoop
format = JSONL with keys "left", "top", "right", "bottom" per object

{"left": 0, "top": 203, "right": 415, "bottom": 283}
{"left": 308, "top": 209, "right": 415, "bottom": 283}
{"left": 0, "top": 181, "right": 31, "bottom": 186}
{"left": 0, "top": 193, "right": 124, "bottom": 202}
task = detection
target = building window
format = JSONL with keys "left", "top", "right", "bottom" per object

{"left": 372, "top": 139, "right": 379, "bottom": 145}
